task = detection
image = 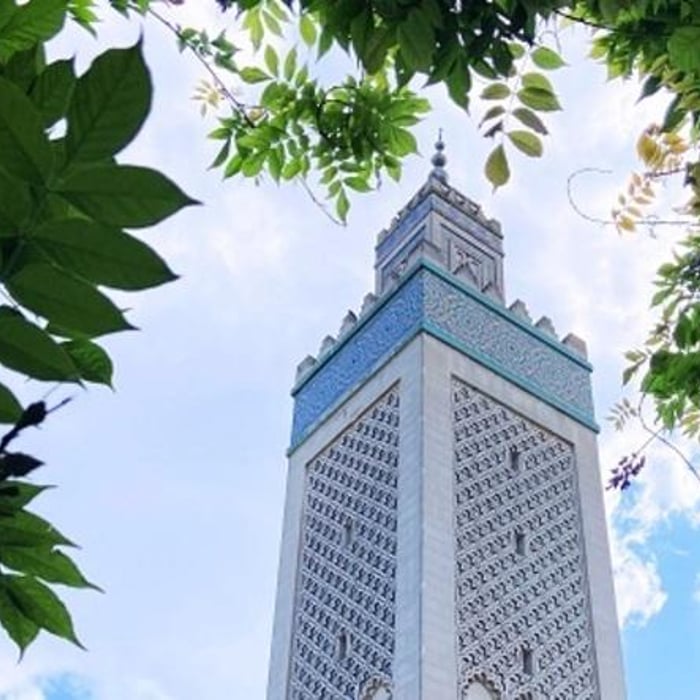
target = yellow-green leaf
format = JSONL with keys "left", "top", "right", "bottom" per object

{"left": 264, "top": 45, "right": 279, "bottom": 76}
{"left": 507, "top": 130, "right": 543, "bottom": 157}
{"left": 531, "top": 46, "right": 566, "bottom": 70}
{"left": 481, "top": 83, "right": 510, "bottom": 100}
{"left": 299, "top": 14, "right": 317, "bottom": 46}
{"left": 485, "top": 144, "right": 510, "bottom": 189}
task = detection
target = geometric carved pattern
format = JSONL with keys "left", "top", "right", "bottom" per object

{"left": 289, "top": 389, "right": 399, "bottom": 699}
{"left": 453, "top": 379, "right": 599, "bottom": 700}
{"left": 291, "top": 266, "right": 595, "bottom": 450}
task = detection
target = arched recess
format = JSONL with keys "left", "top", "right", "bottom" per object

{"left": 358, "top": 677, "right": 392, "bottom": 700}
{"left": 463, "top": 678, "right": 500, "bottom": 700}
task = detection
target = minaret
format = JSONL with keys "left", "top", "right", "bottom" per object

{"left": 267, "top": 139, "right": 626, "bottom": 699}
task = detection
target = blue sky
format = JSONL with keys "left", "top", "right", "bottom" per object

{"left": 1, "top": 2, "right": 699, "bottom": 698}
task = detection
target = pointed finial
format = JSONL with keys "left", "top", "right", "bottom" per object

{"left": 430, "top": 129, "right": 448, "bottom": 183}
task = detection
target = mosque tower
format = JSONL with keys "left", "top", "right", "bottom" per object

{"left": 267, "top": 139, "right": 626, "bottom": 699}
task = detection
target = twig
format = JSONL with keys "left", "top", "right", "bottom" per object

{"left": 147, "top": 6, "right": 254, "bottom": 126}
{"left": 566, "top": 167, "right": 615, "bottom": 225}
{"left": 567, "top": 167, "right": 696, "bottom": 228}
{"left": 639, "top": 410, "right": 700, "bottom": 485}
{"left": 297, "top": 178, "right": 345, "bottom": 226}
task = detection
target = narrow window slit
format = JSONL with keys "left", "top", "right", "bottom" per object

{"left": 510, "top": 447, "right": 520, "bottom": 471}
{"left": 336, "top": 631, "right": 349, "bottom": 661}
{"left": 342, "top": 519, "right": 354, "bottom": 548}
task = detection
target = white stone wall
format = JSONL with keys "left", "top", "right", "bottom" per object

{"left": 421, "top": 335, "right": 626, "bottom": 700}
{"left": 267, "top": 339, "right": 424, "bottom": 700}
{"left": 268, "top": 333, "right": 626, "bottom": 700}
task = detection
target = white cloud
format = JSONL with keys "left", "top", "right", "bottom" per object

{"left": 609, "top": 528, "right": 667, "bottom": 627}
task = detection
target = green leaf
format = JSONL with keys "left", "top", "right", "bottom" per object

{"left": 0, "top": 383, "right": 21, "bottom": 424}
{"left": 56, "top": 164, "right": 198, "bottom": 228}
{"left": 446, "top": 56, "right": 470, "bottom": 108}
{"left": 479, "top": 105, "right": 506, "bottom": 126}
{"left": 397, "top": 7, "right": 434, "bottom": 72}
{"left": 344, "top": 176, "right": 371, "bottom": 192}
{"left": 281, "top": 157, "right": 301, "bottom": 180}
{"left": 507, "top": 130, "right": 543, "bottom": 157}
{"left": 224, "top": 153, "right": 243, "bottom": 178}
{"left": 485, "top": 144, "right": 510, "bottom": 189}
{"left": 284, "top": 48, "right": 297, "bottom": 82}
{"left": 61, "top": 339, "right": 113, "bottom": 386}
{"left": 2, "top": 45, "right": 42, "bottom": 92}
{"left": 511, "top": 107, "right": 548, "bottom": 135}
{"left": 7, "top": 264, "right": 134, "bottom": 337}
{"left": 637, "top": 74, "right": 662, "bottom": 103}
{"left": 509, "top": 42, "right": 526, "bottom": 59}
{"left": 0, "top": 453, "right": 43, "bottom": 479}
{"left": 0, "top": 483, "right": 51, "bottom": 511}
{"left": 66, "top": 42, "right": 151, "bottom": 166}
{"left": 0, "top": 168, "right": 31, "bottom": 230}
{"left": 32, "top": 218, "right": 177, "bottom": 290}
{"left": 362, "top": 25, "right": 394, "bottom": 74}
{"left": 0, "top": 76, "right": 52, "bottom": 184}
{"left": 387, "top": 126, "right": 417, "bottom": 156}
{"left": 668, "top": 27, "right": 700, "bottom": 73}
{"left": 242, "top": 8, "right": 264, "bottom": 50}
{"left": 262, "top": 10, "right": 282, "bottom": 37}
{"left": 30, "top": 59, "right": 76, "bottom": 128}
{"left": 517, "top": 86, "right": 561, "bottom": 112}
{"left": 0, "top": 510, "right": 75, "bottom": 548}
{"left": 0, "top": 548, "right": 101, "bottom": 591}
{"left": 673, "top": 312, "right": 693, "bottom": 349}
{"left": 0, "top": 306, "right": 78, "bottom": 381}
{"left": 3, "top": 575, "right": 84, "bottom": 648}
{"left": 299, "top": 14, "right": 317, "bottom": 47}
{"left": 520, "top": 72, "right": 556, "bottom": 94}
{"left": 264, "top": 45, "right": 279, "bottom": 76}
{"left": 481, "top": 83, "right": 510, "bottom": 100}
{"left": 0, "top": 583, "right": 39, "bottom": 656}
{"left": 531, "top": 46, "right": 566, "bottom": 70}
{"left": 336, "top": 188, "right": 350, "bottom": 222}
{"left": 239, "top": 66, "right": 270, "bottom": 84}
{"left": 0, "top": 0, "right": 65, "bottom": 62}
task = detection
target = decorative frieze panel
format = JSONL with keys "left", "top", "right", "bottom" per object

{"left": 424, "top": 273, "right": 593, "bottom": 421}
{"left": 291, "top": 265, "right": 595, "bottom": 451}
{"left": 452, "top": 380, "right": 599, "bottom": 700}
{"left": 288, "top": 389, "right": 400, "bottom": 700}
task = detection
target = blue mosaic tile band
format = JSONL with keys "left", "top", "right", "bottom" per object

{"left": 290, "top": 264, "right": 596, "bottom": 450}
{"left": 290, "top": 274, "right": 424, "bottom": 448}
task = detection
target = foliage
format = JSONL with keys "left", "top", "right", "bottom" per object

{"left": 3, "top": 0, "right": 700, "bottom": 656}
{"left": 168, "top": 2, "right": 431, "bottom": 222}
{"left": 0, "top": 0, "right": 194, "bottom": 653}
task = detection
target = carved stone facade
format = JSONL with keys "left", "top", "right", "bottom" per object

{"left": 453, "top": 380, "right": 598, "bottom": 699}
{"left": 269, "top": 167, "right": 625, "bottom": 700}
{"left": 288, "top": 389, "right": 399, "bottom": 699}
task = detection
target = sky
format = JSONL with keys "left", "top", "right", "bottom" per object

{"left": 1, "top": 2, "right": 700, "bottom": 698}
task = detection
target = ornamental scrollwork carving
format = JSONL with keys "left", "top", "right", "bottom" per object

{"left": 452, "top": 380, "right": 599, "bottom": 700}
{"left": 289, "top": 390, "right": 400, "bottom": 699}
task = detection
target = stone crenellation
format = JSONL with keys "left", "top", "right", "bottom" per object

{"left": 376, "top": 176, "right": 502, "bottom": 248}
{"left": 294, "top": 289, "right": 588, "bottom": 388}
